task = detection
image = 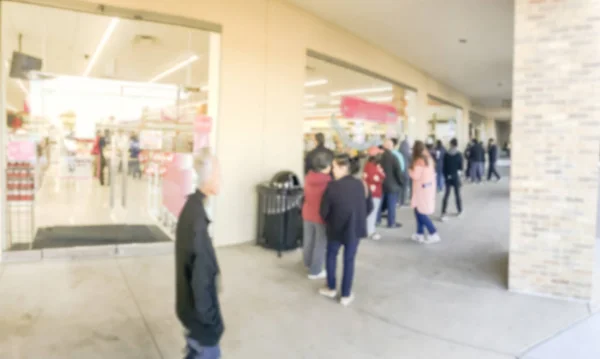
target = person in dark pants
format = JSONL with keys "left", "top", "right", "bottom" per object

{"left": 378, "top": 139, "right": 404, "bottom": 228}
{"left": 319, "top": 154, "right": 372, "bottom": 306}
{"left": 304, "top": 132, "right": 334, "bottom": 174}
{"left": 399, "top": 136, "right": 412, "bottom": 206}
{"left": 98, "top": 130, "right": 110, "bottom": 186}
{"left": 434, "top": 140, "right": 446, "bottom": 192}
{"left": 175, "top": 151, "right": 224, "bottom": 359}
{"left": 468, "top": 139, "right": 485, "bottom": 183}
{"left": 487, "top": 138, "right": 501, "bottom": 181}
{"left": 441, "top": 138, "right": 463, "bottom": 221}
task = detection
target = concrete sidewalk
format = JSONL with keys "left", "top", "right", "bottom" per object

{"left": 0, "top": 180, "right": 597, "bottom": 358}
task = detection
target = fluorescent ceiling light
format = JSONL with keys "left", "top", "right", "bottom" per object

{"left": 330, "top": 86, "right": 392, "bottom": 97}
{"left": 83, "top": 18, "right": 120, "bottom": 77}
{"left": 149, "top": 55, "right": 199, "bottom": 83}
{"left": 304, "top": 79, "right": 328, "bottom": 87}
{"left": 304, "top": 94, "right": 315, "bottom": 99}
{"left": 17, "top": 80, "right": 29, "bottom": 95}
{"left": 367, "top": 95, "right": 393, "bottom": 102}
{"left": 304, "top": 102, "right": 316, "bottom": 108}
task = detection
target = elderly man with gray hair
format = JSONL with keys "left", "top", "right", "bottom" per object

{"left": 175, "top": 149, "right": 224, "bottom": 359}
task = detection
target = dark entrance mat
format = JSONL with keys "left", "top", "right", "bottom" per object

{"left": 9, "top": 224, "right": 171, "bottom": 251}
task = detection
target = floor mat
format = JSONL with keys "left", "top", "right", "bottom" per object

{"left": 10, "top": 224, "right": 171, "bottom": 250}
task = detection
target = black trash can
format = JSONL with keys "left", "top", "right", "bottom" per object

{"left": 257, "top": 171, "right": 304, "bottom": 257}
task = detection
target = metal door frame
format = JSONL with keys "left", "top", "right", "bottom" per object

{"left": 0, "top": 0, "right": 222, "bottom": 255}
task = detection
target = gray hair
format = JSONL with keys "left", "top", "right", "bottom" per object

{"left": 193, "top": 148, "right": 215, "bottom": 189}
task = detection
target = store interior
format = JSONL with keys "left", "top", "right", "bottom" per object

{"left": 2, "top": 1, "right": 217, "bottom": 251}
{"left": 425, "top": 96, "right": 462, "bottom": 145}
{"left": 303, "top": 55, "right": 417, "bottom": 154}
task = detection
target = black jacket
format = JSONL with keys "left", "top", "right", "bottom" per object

{"left": 380, "top": 149, "right": 404, "bottom": 193}
{"left": 469, "top": 142, "right": 486, "bottom": 162}
{"left": 443, "top": 149, "right": 464, "bottom": 181}
{"left": 320, "top": 175, "right": 373, "bottom": 243}
{"left": 488, "top": 144, "right": 498, "bottom": 163}
{"left": 304, "top": 145, "right": 334, "bottom": 174}
{"left": 175, "top": 190, "right": 224, "bottom": 346}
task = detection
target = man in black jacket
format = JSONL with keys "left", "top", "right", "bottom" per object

{"left": 441, "top": 138, "right": 463, "bottom": 221}
{"left": 175, "top": 152, "right": 223, "bottom": 359}
{"left": 468, "top": 139, "right": 485, "bottom": 183}
{"left": 487, "top": 138, "right": 501, "bottom": 181}
{"left": 305, "top": 132, "right": 334, "bottom": 174}
{"left": 378, "top": 139, "right": 404, "bottom": 228}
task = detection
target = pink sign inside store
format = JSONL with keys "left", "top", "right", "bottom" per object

{"left": 340, "top": 96, "right": 397, "bottom": 123}
{"left": 194, "top": 115, "right": 212, "bottom": 152}
{"left": 7, "top": 140, "right": 36, "bottom": 162}
{"left": 162, "top": 153, "right": 195, "bottom": 217}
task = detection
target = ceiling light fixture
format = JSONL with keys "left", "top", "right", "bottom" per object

{"left": 149, "top": 54, "right": 199, "bottom": 83}
{"left": 330, "top": 86, "right": 393, "bottom": 97}
{"left": 367, "top": 95, "right": 393, "bottom": 102}
{"left": 304, "top": 79, "right": 328, "bottom": 87}
{"left": 16, "top": 80, "right": 29, "bottom": 96}
{"left": 83, "top": 18, "right": 120, "bottom": 77}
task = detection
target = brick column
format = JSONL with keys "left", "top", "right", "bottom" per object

{"left": 510, "top": 0, "right": 600, "bottom": 301}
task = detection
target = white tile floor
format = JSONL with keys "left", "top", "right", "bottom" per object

{"left": 0, "top": 178, "right": 598, "bottom": 358}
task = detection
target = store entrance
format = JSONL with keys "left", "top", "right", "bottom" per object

{"left": 2, "top": 1, "right": 218, "bottom": 254}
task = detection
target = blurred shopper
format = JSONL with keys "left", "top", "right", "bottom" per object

{"left": 302, "top": 152, "right": 333, "bottom": 280}
{"left": 98, "top": 129, "right": 110, "bottom": 186}
{"left": 304, "top": 132, "right": 334, "bottom": 174}
{"left": 468, "top": 139, "right": 485, "bottom": 183}
{"left": 175, "top": 151, "right": 223, "bottom": 359}
{"left": 434, "top": 140, "right": 446, "bottom": 192}
{"left": 378, "top": 139, "right": 404, "bottom": 228}
{"left": 363, "top": 147, "right": 385, "bottom": 240}
{"left": 319, "top": 154, "right": 373, "bottom": 306}
{"left": 399, "top": 136, "right": 412, "bottom": 206}
{"left": 128, "top": 134, "right": 142, "bottom": 179}
{"left": 441, "top": 138, "right": 463, "bottom": 221}
{"left": 464, "top": 141, "right": 473, "bottom": 182}
{"left": 409, "top": 141, "right": 440, "bottom": 244}
{"left": 487, "top": 138, "right": 501, "bottom": 182}
{"left": 390, "top": 138, "right": 407, "bottom": 206}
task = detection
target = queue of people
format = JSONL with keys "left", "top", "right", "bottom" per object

{"left": 173, "top": 133, "right": 502, "bottom": 358}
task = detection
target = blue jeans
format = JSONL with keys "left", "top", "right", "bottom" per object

{"left": 326, "top": 238, "right": 359, "bottom": 298}
{"left": 377, "top": 192, "right": 399, "bottom": 227}
{"left": 436, "top": 173, "right": 444, "bottom": 192}
{"left": 185, "top": 337, "right": 221, "bottom": 359}
{"left": 414, "top": 209, "right": 437, "bottom": 235}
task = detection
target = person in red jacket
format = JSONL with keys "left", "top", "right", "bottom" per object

{"left": 302, "top": 151, "right": 333, "bottom": 279}
{"left": 363, "top": 146, "right": 386, "bottom": 240}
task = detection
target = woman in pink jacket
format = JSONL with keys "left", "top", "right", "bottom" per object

{"left": 409, "top": 140, "right": 441, "bottom": 244}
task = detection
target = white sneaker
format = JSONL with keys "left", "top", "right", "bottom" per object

{"left": 371, "top": 233, "right": 382, "bottom": 241}
{"left": 319, "top": 287, "right": 337, "bottom": 299}
{"left": 440, "top": 215, "right": 449, "bottom": 222}
{"left": 411, "top": 233, "right": 425, "bottom": 243}
{"left": 457, "top": 211, "right": 464, "bottom": 218}
{"left": 340, "top": 294, "right": 355, "bottom": 306}
{"left": 425, "top": 233, "right": 441, "bottom": 244}
{"left": 308, "top": 270, "right": 326, "bottom": 280}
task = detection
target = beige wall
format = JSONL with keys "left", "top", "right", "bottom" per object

{"left": 69, "top": 0, "right": 474, "bottom": 246}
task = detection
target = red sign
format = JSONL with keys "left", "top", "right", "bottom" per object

{"left": 340, "top": 96, "right": 397, "bottom": 123}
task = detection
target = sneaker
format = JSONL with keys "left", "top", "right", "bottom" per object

{"left": 308, "top": 270, "right": 326, "bottom": 280}
{"left": 318, "top": 287, "right": 337, "bottom": 299}
{"left": 440, "top": 215, "right": 449, "bottom": 222}
{"left": 457, "top": 211, "right": 464, "bottom": 218}
{"left": 411, "top": 233, "right": 425, "bottom": 243}
{"left": 371, "top": 233, "right": 382, "bottom": 241}
{"left": 388, "top": 223, "right": 403, "bottom": 229}
{"left": 425, "top": 233, "right": 441, "bottom": 244}
{"left": 340, "top": 294, "right": 355, "bottom": 306}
